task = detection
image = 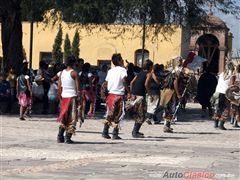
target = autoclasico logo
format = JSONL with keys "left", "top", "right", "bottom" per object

{"left": 162, "top": 171, "right": 216, "bottom": 179}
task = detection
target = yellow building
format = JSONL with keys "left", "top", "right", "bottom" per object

{"left": 0, "top": 22, "right": 187, "bottom": 69}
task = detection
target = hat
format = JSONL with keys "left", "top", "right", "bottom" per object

{"left": 23, "top": 59, "right": 28, "bottom": 64}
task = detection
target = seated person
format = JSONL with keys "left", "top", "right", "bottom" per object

{"left": 0, "top": 73, "right": 11, "bottom": 113}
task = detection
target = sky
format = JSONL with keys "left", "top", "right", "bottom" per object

{"left": 219, "top": 13, "right": 240, "bottom": 56}
{"left": 215, "top": 4, "right": 240, "bottom": 57}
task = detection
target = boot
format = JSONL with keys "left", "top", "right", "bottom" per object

{"left": 132, "top": 123, "right": 144, "bottom": 138}
{"left": 112, "top": 128, "right": 122, "bottom": 140}
{"left": 65, "top": 133, "right": 74, "bottom": 144}
{"left": 230, "top": 116, "right": 235, "bottom": 124}
{"left": 214, "top": 120, "right": 219, "bottom": 128}
{"left": 201, "top": 109, "right": 207, "bottom": 118}
{"left": 102, "top": 124, "right": 111, "bottom": 139}
{"left": 208, "top": 108, "right": 213, "bottom": 117}
{"left": 163, "top": 121, "right": 173, "bottom": 133}
{"left": 153, "top": 114, "right": 161, "bottom": 124}
{"left": 219, "top": 121, "right": 227, "bottom": 130}
{"left": 233, "top": 120, "right": 240, "bottom": 128}
{"left": 57, "top": 127, "right": 65, "bottom": 143}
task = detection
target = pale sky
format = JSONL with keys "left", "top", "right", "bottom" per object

{"left": 219, "top": 13, "right": 240, "bottom": 56}
{"left": 215, "top": 5, "right": 240, "bottom": 57}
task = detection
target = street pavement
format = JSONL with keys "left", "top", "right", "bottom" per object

{"left": 0, "top": 103, "right": 240, "bottom": 180}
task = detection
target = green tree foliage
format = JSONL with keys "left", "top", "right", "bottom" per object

{"left": 72, "top": 30, "right": 80, "bottom": 59}
{"left": 54, "top": 0, "right": 121, "bottom": 24}
{"left": 52, "top": 0, "right": 239, "bottom": 27}
{"left": 52, "top": 25, "right": 63, "bottom": 64}
{"left": 21, "top": 0, "right": 53, "bottom": 22}
{"left": 63, "top": 33, "right": 71, "bottom": 62}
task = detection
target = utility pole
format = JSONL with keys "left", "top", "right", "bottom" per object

{"left": 141, "top": 16, "right": 146, "bottom": 68}
{"left": 29, "top": 0, "right": 33, "bottom": 69}
{"left": 29, "top": 20, "right": 33, "bottom": 69}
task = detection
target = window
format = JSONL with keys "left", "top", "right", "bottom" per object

{"left": 98, "top": 60, "right": 111, "bottom": 70}
{"left": 39, "top": 52, "right": 52, "bottom": 64}
{"left": 134, "top": 49, "right": 149, "bottom": 67}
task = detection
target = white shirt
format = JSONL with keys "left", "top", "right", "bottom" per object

{"left": 105, "top": 66, "right": 127, "bottom": 95}
{"left": 215, "top": 72, "right": 231, "bottom": 94}
{"left": 57, "top": 71, "right": 61, "bottom": 77}
{"left": 61, "top": 69, "right": 77, "bottom": 98}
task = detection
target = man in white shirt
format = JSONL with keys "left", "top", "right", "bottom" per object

{"left": 102, "top": 53, "right": 130, "bottom": 140}
{"left": 213, "top": 63, "right": 234, "bottom": 130}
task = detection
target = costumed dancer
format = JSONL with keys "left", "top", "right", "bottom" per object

{"left": 159, "top": 57, "right": 182, "bottom": 133}
{"left": 228, "top": 64, "right": 240, "bottom": 127}
{"left": 145, "top": 64, "right": 162, "bottom": 125}
{"left": 57, "top": 56, "right": 80, "bottom": 144}
{"left": 102, "top": 53, "right": 131, "bottom": 140}
{"left": 212, "top": 62, "right": 234, "bottom": 130}
{"left": 128, "top": 60, "right": 153, "bottom": 138}
{"left": 196, "top": 61, "right": 218, "bottom": 118}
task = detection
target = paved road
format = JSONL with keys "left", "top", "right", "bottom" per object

{"left": 1, "top": 103, "right": 240, "bottom": 180}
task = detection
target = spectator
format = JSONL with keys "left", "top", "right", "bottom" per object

{"left": 0, "top": 73, "right": 11, "bottom": 113}
{"left": 98, "top": 64, "right": 108, "bottom": 85}
{"left": 6, "top": 67, "right": 17, "bottom": 101}
{"left": 37, "top": 61, "right": 52, "bottom": 114}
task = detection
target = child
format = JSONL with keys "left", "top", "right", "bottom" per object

{"left": 16, "top": 69, "right": 32, "bottom": 120}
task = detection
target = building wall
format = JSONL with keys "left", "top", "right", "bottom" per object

{"left": 0, "top": 22, "right": 183, "bottom": 69}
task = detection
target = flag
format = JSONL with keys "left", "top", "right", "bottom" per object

{"left": 183, "top": 52, "right": 196, "bottom": 67}
{"left": 183, "top": 52, "right": 207, "bottom": 71}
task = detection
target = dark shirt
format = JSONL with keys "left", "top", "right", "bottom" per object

{"left": 0, "top": 80, "right": 10, "bottom": 95}
{"left": 79, "top": 71, "right": 91, "bottom": 90}
{"left": 149, "top": 78, "right": 160, "bottom": 95}
{"left": 132, "top": 70, "right": 147, "bottom": 96}
{"left": 196, "top": 72, "right": 217, "bottom": 106}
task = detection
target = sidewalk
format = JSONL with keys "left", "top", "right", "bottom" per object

{"left": 1, "top": 103, "right": 240, "bottom": 179}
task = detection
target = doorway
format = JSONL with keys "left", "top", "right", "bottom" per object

{"left": 196, "top": 34, "right": 220, "bottom": 73}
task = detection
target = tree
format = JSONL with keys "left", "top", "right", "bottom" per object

{"left": 72, "top": 30, "right": 80, "bottom": 59}
{"left": 0, "top": 0, "right": 53, "bottom": 73}
{"left": 21, "top": 0, "right": 53, "bottom": 22}
{"left": 52, "top": 0, "right": 239, "bottom": 27}
{"left": 21, "top": 0, "right": 53, "bottom": 69}
{"left": 63, "top": 33, "right": 71, "bottom": 62}
{"left": 52, "top": 25, "right": 63, "bottom": 64}
{"left": 0, "top": 0, "right": 23, "bottom": 74}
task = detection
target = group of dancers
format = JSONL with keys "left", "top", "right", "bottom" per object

{"left": 56, "top": 54, "right": 240, "bottom": 143}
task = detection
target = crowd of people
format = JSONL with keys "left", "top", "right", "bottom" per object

{"left": 0, "top": 53, "right": 239, "bottom": 144}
